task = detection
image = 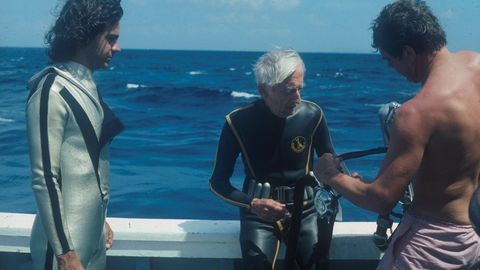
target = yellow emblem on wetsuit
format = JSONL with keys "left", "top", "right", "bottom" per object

{"left": 291, "top": 136, "right": 306, "bottom": 153}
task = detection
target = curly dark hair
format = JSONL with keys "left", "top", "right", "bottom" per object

{"left": 45, "top": 0, "right": 123, "bottom": 63}
{"left": 371, "top": 0, "right": 446, "bottom": 58}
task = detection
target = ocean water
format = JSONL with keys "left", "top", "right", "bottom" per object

{"left": 0, "top": 47, "right": 417, "bottom": 221}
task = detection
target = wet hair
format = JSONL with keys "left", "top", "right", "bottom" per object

{"left": 254, "top": 48, "right": 305, "bottom": 91}
{"left": 371, "top": 0, "right": 446, "bottom": 58}
{"left": 45, "top": 0, "right": 123, "bottom": 62}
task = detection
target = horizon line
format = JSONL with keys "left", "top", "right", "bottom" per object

{"left": 0, "top": 46, "right": 378, "bottom": 55}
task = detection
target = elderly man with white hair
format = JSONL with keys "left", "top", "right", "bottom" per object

{"left": 209, "top": 48, "right": 338, "bottom": 270}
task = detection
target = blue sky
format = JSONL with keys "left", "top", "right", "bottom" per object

{"left": 1, "top": 0, "right": 479, "bottom": 53}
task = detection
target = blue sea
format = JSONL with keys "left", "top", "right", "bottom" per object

{"left": 0, "top": 47, "right": 417, "bottom": 221}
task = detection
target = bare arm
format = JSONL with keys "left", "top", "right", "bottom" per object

{"left": 315, "top": 104, "right": 428, "bottom": 214}
{"left": 105, "top": 221, "right": 113, "bottom": 250}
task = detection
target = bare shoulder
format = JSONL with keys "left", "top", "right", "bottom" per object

{"left": 391, "top": 100, "right": 431, "bottom": 145}
{"left": 394, "top": 101, "right": 420, "bottom": 123}
{"left": 396, "top": 98, "right": 432, "bottom": 127}
{"left": 457, "top": 50, "right": 480, "bottom": 62}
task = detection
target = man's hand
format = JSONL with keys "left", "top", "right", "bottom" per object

{"left": 105, "top": 221, "right": 113, "bottom": 250}
{"left": 250, "top": 198, "right": 290, "bottom": 222}
{"left": 315, "top": 153, "right": 342, "bottom": 185}
{"left": 57, "top": 251, "right": 85, "bottom": 270}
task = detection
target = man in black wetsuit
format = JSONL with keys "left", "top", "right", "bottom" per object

{"left": 209, "top": 48, "right": 336, "bottom": 270}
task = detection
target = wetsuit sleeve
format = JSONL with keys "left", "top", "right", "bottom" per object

{"left": 26, "top": 76, "right": 74, "bottom": 256}
{"left": 209, "top": 122, "right": 252, "bottom": 209}
{"left": 313, "top": 113, "right": 335, "bottom": 156}
{"left": 313, "top": 112, "right": 350, "bottom": 174}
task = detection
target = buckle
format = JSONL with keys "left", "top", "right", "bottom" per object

{"left": 273, "top": 186, "right": 295, "bottom": 204}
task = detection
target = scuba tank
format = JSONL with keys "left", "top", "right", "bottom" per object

{"left": 374, "top": 102, "right": 414, "bottom": 251}
{"left": 469, "top": 187, "right": 480, "bottom": 236}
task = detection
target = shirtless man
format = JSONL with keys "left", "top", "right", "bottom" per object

{"left": 315, "top": 1, "right": 480, "bottom": 269}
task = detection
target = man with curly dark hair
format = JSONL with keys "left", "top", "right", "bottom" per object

{"left": 26, "top": 1, "right": 124, "bottom": 269}
{"left": 316, "top": 0, "right": 480, "bottom": 269}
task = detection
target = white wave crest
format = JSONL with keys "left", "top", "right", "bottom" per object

{"left": 188, "top": 70, "right": 205, "bottom": 75}
{"left": 10, "top": 57, "right": 24, "bottom": 62}
{"left": 126, "top": 83, "right": 147, "bottom": 89}
{"left": 231, "top": 91, "right": 258, "bottom": 99}
{"left": 365, "top": 103, "right": 384, "bottom": 108}
{"left": 0, "top": 117, "right": 14, "bottom": 123}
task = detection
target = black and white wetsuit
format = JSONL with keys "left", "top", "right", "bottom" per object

{"left": 210, "top": 99, "right": 335, "bottom": 269}
{"left": 26, "top": 61, "right": 123, "bottom": 270}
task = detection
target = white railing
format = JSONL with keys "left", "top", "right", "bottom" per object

{"left": 0, "top": 212, "right": 385, "bottom": 269}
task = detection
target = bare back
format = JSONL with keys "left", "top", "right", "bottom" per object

{"left": 411, "top": 50, "right": 480, "bottom": 224}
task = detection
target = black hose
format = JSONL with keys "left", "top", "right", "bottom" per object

{"left": 284, "top": 174, "right": 313, "bottom": 270}
{"left": 338, "top": 147, "right": 387, "bottom": 161}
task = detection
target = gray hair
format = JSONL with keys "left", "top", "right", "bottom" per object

{"left": 254, "top": 48, "right": 305, "bottom": 90}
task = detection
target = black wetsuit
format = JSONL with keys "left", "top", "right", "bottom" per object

{"left": 210, "top": 99, "right": 335, "bottom": 270}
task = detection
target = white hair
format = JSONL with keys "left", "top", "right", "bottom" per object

{"left": 254, "top": 48, "right": 305, "bottom": 91}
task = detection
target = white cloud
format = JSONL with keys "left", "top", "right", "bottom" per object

{"left": 271, "top": 0, "right": 300, "bottom": 10}
{"left": 126, "top": 0, "right": 147, "bottom": 6}
{"left": 208, "top": 12, "right": 261, "bottom": 24}
{"left": 190, "top": 0, "right": 299, "bottom": 10}
{"left": 306, "top": 14, "right": 326, "bottom": 27}
{"left": 438, "top": 8, "right": 455, "bottom": 19}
